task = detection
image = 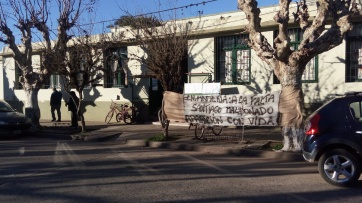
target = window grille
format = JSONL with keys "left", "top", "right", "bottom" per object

{"left": 104, "top": 47, "right": 128, "bottom": 88}
{"left": 273, "top": 28, "right": 318, "bottom": 84}
{"left": 215, "top": 34, "right": 251, "bottom": 84}
{"left": 15, "top": 63, "right": 22, "bottom": 90}
{"left": 14, "top": 54, "right": 55, "bottom": 89}
{"left": 346, "top": 23, "right": 362, "bottom": 82}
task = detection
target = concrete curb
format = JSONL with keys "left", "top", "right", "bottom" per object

{"left": 32, "top": 126, "right": 123, "bottom": 142}
{"left": 34, "top": 122, "right": 303, "bottom": 162}
{"left": 75, "top": 126, "right": 123, "bottom": 141}
{"left": 75, "top": 132, "right": 122, "bottom": 141}
{"left": 125, "top": 139, "right": 304, "bottom": 162}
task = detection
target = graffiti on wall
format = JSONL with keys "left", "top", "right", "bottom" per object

{"left": 183, "top": 91, "right": 280, "bottom": 126}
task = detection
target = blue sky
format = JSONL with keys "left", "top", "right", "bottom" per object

{"left": 0, "top": 0, "right": 280, "bottom": 49}
{"left": 95, "top": 0, "right": 279, "bottom": 19}
{"left": 91, "top": 0, "right": 280, "bottom": 30}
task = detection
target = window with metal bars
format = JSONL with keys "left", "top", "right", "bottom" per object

{"left": 215, "top": 34, "right": 251, "bottom": 84}
{"left": 14, "top": 62, "right": 23, "bottom": 90}
{"left": 273, "top": 28, "right": 318, "bottom": 84}
{"left": 104, "top": 47, "right": 128, "bottom": 88}
{"left": 76, "top": 58, "right": 95, "bottom": 89}
{"left": 43, "top": 74, "right": 62, "bottom": 89}
{"left": 346, "top": 23, "right": 362, "bottom": 82}
{"left": 14, "top": 54, "right": 60, "bottom": 89}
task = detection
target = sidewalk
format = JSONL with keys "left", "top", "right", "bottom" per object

{"left": 36, "top": 120, "right": 304, "bottom": 161}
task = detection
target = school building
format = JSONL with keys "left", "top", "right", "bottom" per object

{"left": 1, "top": 1, "right": 362, "bottom": 122}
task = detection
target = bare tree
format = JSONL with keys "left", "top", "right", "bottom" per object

{"left": 115, "top": 15, "right": 189, "bottom": 93}
{"left": 237, "top": 0, "right": 358, "bottom": 151}
{"left": 57, "top": 29, "right": 123, "bottom": 132}
{"left": 0, "top": 0, "right": 93, "bottom": 128}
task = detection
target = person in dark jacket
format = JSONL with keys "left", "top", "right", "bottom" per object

{"left": 66, "top": 91, "right": 79, "bottom": 127}
{"left": 50, "top": 87, "right": 62, "bottom": 122}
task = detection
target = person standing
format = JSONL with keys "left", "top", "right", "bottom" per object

{"left": 50, "top": 87, "right": 62, "bottom": 122}
{"left": 66, "top": 91, "right": 79, "bottom": 128}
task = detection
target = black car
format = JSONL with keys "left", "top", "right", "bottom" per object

{"left": 0, "top": 100, "right": 32, "bottom": 137}
{"left": 303, "top": 92, "right": 362, "bottom": 187}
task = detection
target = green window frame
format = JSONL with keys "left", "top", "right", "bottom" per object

{"left": 14, "top": 62, "right": 23, "bottom": 90}
{"left": 78, "top": 58, "right": 94, "bottom": 89}
{"left": 42, "top": 74, "right": 62, "bottom": 89}
{"left": 215, "top": 34, "right": 251, "bottom": 85}
{"left": 104, "top": 47, "right": 128, "bottom": 88}
{"left": 50, "top": 74, "right": 61, "bottom": 88}
{"left": 346, "top": 23, "right": 362, "bottom": 82}
{"left": 273, "top": 28, "right": 318, "bottom": 84}
{"left": 15, "top": 53, "right": 55, "bottom": 89}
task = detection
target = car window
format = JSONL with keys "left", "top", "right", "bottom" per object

{"left": 349, "top": 102, "right": 362, "bottom": 122}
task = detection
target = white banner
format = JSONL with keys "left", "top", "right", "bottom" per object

{"left": 183, "top": 91, "right": 280, "bottom": 126}
{"left": 184, "top": 83, "right": 221, "bottom": 95}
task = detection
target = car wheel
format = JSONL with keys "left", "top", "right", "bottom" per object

{"left": 318, "top": 149, "right": 361, "bottom": 187}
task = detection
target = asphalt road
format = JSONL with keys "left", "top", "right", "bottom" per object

{"left": 1, "top": 135, "right": 362, "bottom": 203}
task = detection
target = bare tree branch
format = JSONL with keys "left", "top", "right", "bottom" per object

{"left": 237, "top": 0, "right": 276, "bottom": 68}
{"left": 238, "top": 0, "right": 359, "bottom": 151}
{"left": 0, "top": 0, "right": 96, "bottom": 128}
{"left": 119, "top": 15, "right": 189, "bottom": 93}
{"left": 293, "top": 0, "right": 309, "bottom": 30}
{"left": 273, "top": 0, "right": 292, "bottom": 63}
{"left": 297, "top": 0, "right": 358, "bottom": 66}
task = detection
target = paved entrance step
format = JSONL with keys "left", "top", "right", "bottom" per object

{"left": 71, "top": 126, "right": 122, "bottom": 141}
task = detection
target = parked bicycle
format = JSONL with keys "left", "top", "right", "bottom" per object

{"left": 193, "top": 124, "right": 223, "bottom": 140}
{"left": 105, "top": 100, "right": 136, "bottom": 124}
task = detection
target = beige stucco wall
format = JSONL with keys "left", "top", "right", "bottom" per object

{"left": 184, "top": 2, "right": 362, "bottom": 109}
{"left": 1, "top": 46, "right": 147, "bottom": 122}
{"left": 2, "top": 1, "right": 362, "bottom": 121}
{"left": 187, "top": 29, "right": 362, "bottom": 107}
{"left": 0, "top": 57, "right": 4, "bottom": 100}
{"left": 188, "top": 37, "right": 215, "bottom": 82}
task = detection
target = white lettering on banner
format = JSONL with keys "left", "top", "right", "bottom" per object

{"left": 183, "top": 91, "right": 280, "bottom": 126}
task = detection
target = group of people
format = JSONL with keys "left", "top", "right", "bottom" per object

{"left": 50, "top": 88, "right": 79, "bottom": 127}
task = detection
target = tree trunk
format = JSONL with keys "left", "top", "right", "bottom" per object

{"left": 24, "top": 88, "right": 41, "bottom": 129}
{"left": 278, "top": 66, "right": 304, "bottom": 152}
{"left": 77, "top": 91, "right": 86, "bottom": 132}
{"left": 79, "top": 114, "right": 86, "bottom": 132}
